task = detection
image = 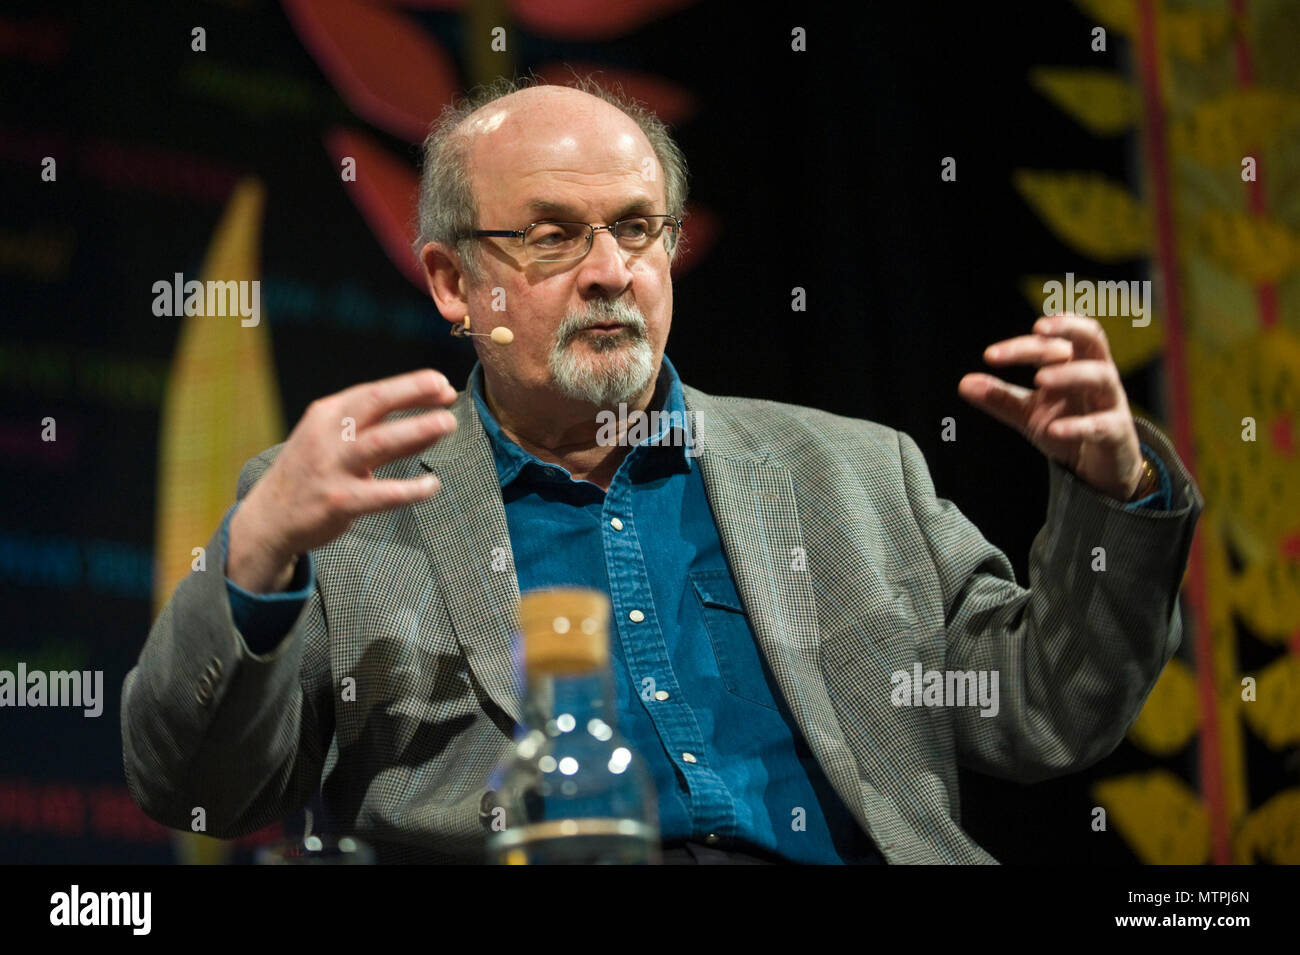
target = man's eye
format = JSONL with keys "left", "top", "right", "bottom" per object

{"left": 529, "top": 225, "right": 578, "bottom": 246}
{"left": 620, "top": 219, "right": 650, "bottom": 238}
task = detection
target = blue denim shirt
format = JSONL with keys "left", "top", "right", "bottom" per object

{"left": 224, "top": 357, "right": 1171, "bottom": 863}
{"left": 466, "top": 355, "right": 884, "bottom": 863}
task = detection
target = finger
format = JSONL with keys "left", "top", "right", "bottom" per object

{"left": 1034, "top": 359, "right": 1121, "bottom": 401}
{"left": 1033, "top": 314, "right": 1111, "bottom": 361}
{"left": 1045, "top": 406, "right": 1131, "bottom": 442}
{"left": 336, "top": 369, "right": 458, "bottom": 428}
{"left": 349, "top": 409, "right": 458, "bottom": 471}
{"left": 1022, "top": 392, "right": 1072, "bottom": 440}
{"left": 958, "top": 372, "right": 1034, "bottom": 432}
{"left": 346, "top": 473, "right": 444, "bottom": 516}
{"left": 984, "top": 335, "right": 1074, "bottom": 367}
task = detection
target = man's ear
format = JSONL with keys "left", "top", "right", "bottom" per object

{"left": 420, "top": 242, "right": 469, "bottom": 326}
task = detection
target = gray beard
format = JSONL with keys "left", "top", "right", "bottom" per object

{"left": 549, "top": 300, "right": 655, "bottom": 407}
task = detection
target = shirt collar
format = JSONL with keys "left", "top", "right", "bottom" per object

{"left": 470, "top": 353, "right": 694, "bottom": 489}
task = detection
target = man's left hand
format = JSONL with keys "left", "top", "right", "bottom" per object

{"left": 957, "top": 314, "right": 1145, "bottom": 503}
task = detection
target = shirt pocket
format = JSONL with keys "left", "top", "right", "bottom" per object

{"left": 690, "top": 569, "right": 780, "bottom": 711}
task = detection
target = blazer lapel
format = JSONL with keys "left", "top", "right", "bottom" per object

{"left": 410, "top": 388, "right": 524, "bottom": 727}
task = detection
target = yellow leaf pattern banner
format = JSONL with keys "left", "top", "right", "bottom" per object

{"left": 1013, "top": 171, "right": 1150, "bottom": 261}
{"left": 1025, "top": 1, "right": 1300, "bottom": 863}
{"left": 1029, "top": 68, "right": 1139, "bottom": 136}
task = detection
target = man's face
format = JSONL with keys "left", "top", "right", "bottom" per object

{"left": 461, "top": 88, "right": 674, "bottom": 409}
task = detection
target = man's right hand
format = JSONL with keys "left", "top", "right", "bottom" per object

{"left": 226, "top": 368, "right": 459, "bottom": 594}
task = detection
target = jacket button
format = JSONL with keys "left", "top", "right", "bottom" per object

{"left": 196, "top": 672, "right": 214, "bottom": 704}
{"left": 208, "top": 657, "right": 223, "bottom": 677}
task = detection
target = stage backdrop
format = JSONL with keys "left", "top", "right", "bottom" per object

{"left": 1, "top": 0, "right": 1295, "bottom": 864}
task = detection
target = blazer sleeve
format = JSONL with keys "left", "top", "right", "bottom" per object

{"left": 896, "top": 416, "right": 1203, "bottom": 783}
{"left": 120, "top": 447, "right": 335, "bottom": 838}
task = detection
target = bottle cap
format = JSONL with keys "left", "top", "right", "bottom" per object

{"left": 517, "top": 588, "right": 610, "bottom": 675}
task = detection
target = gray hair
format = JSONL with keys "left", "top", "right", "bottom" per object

{"left": 411, "top": 73, "right": 689, "bottom": 283}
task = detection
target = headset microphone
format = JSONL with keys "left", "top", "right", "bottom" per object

{"left": 451, "top": 315, "right": 513, "bottom": 344}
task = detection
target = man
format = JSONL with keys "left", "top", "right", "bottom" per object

{"left": 121, "top": 77, "right": 1203, "bottom": 864}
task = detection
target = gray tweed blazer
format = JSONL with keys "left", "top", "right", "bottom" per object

{"left": 121, "top": 379, "right": 1202, "bottom": 863}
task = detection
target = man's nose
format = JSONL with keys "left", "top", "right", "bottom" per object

{"left": 577, "top": 228, "right": 634, "bottom": 296}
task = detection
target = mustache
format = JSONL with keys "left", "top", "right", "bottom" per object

{"left": 556, "top": 301, "right": 647, "bottom": 346}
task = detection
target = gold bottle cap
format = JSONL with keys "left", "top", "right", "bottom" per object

{"left": 517, "top": 588, "right": 610, "bottom": 675}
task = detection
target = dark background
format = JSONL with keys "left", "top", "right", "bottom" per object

{"left": 1, "top": 0, "right": 1180, "bottom": 863}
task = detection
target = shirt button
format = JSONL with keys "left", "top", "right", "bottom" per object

{"left": 629, "top": 609, "right": 645, "bottom": 623}
{"left": 654, "top": 690, "right": 669, "bottom": 701}
{"left": 681, "top": 752, "right": 697, "bottom": 764}
{"left": 609, "top": 517, "right": 624, "bottom": 531}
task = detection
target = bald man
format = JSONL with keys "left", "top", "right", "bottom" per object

{"left": 122, "top": 78, "right": 1203, "bottom": 864}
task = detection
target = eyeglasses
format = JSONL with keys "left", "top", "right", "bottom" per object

{"left": 463, "top": 215, "right": 682, "bottom": 263}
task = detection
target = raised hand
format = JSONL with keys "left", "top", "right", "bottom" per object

{"left": 957, "top": 314, "right": 1145, "bottom": 503}
{"left": 227, "top": 369, "right": 459, "bottom": 592}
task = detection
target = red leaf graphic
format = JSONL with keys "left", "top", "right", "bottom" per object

{"left": 282, "top": 0, "right": 457, "bottom": 143}
{"left": 511, "top": 0, "right": 699, "bottom": 42}
{"left": 381, "top": 1, "right": 464, "bottom": 8}
{"left": 671, "top": 202, "right": 719, "bottom": 278}
{"left": 325, "top": 127, "right": 426, "bottom": 290}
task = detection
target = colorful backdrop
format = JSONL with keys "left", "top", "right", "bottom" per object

{"left": 1, "top": 0, "right": 1295, "bottom": 864}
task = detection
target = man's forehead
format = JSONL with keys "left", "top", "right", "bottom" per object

{"left": 462, "top": 88, "right": 663, "bottom": 210}
{"left": 462, "top": 85, "right": 631, "bottom": 133}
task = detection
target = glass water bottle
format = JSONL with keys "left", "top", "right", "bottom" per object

{"left": 486, "top": 587, "right": 660, "bottom": 864}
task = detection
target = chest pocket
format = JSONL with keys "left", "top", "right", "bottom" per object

{"left": 690, "top": 569, "right": 780, "bottom": 711}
